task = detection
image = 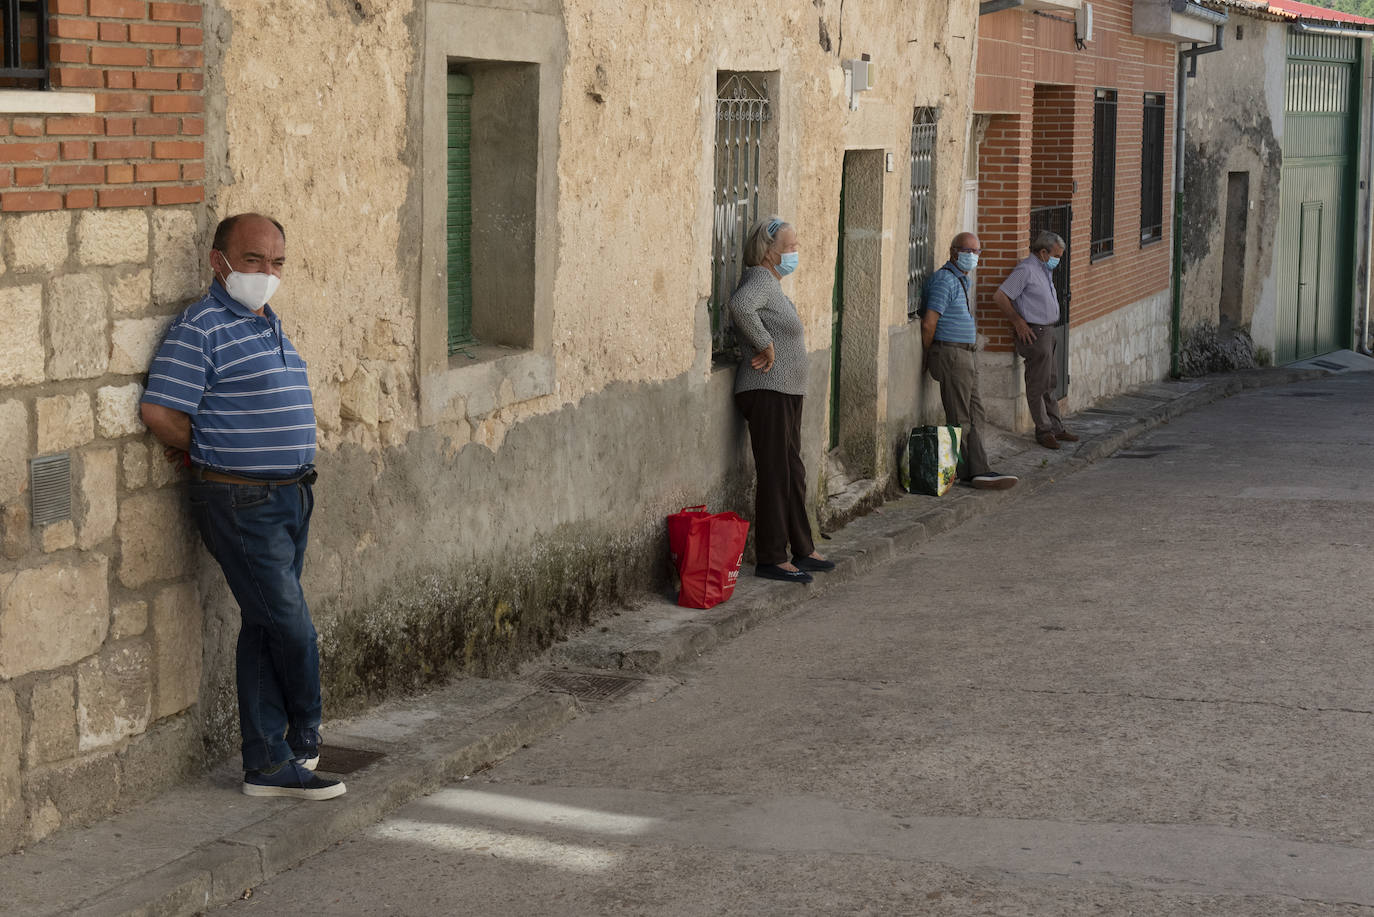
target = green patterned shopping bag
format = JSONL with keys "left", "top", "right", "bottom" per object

{"left": 900, "top": 425, "right": 964, "bottom": 496}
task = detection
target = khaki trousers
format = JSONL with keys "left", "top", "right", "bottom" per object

{"left": 926, "top": 343, "right": 991, "bottom": 479}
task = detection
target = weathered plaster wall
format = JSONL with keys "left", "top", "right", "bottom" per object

{"left": 0, "top": 0, "right": 980, "bottom": 851}
{"left": 1181, "top": 17, "right": 1285, "bottom": 355}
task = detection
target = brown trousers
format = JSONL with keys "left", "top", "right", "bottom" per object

{"left": 1014, "top": 325, "right": 1065, "bottom": 435}
{"left": 734, "top": 389, "right": 815, "bottom": 565}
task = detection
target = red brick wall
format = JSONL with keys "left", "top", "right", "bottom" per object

{"left": 0, "top": 0, "right": 204, "bottom": 212}
{"left": 975, "top": 0, "right": 1176, "bottom": 353}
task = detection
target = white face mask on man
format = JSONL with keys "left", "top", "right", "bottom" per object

{"left": 216, "top": 251, "right": 281, "bottom": 311}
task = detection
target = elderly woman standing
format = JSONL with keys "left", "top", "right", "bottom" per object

{"left": 729, "top": 217, "right": 833, "bottom": 584}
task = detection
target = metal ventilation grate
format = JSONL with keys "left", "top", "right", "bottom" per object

{"left": 30, "top": 454, "right": 72, "bottom": 526}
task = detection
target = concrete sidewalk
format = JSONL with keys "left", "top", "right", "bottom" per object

{"left": 0, "top": 366, "right": 1329, "bottom": 917}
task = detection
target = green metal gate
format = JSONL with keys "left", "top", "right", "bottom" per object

{"left": 1277, "top": 33, "right": 1361, "bottom": 362}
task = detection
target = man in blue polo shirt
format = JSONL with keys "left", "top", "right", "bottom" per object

{"left": 140, "top": 213, "right": 344, "bottom": 801}
{"left": 993, "top": 230, "right": 1079, "bottom": 450}
{"left": 921, "top": 232, "right": 1017, "bottom": 490}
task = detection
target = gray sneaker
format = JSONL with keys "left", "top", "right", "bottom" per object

{"left": 970, "top": 471, "right": 1018, "bottom": 490}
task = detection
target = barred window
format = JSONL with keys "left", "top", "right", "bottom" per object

{"left": 907, "top": 107, "right": 938, "bottom": 321}
{"left": 1091, "top": 88, "right": 1117, "bottom": 260}
{"left": 711, "top": 72, "right": 777, "bottom": 357}
{"left": 0, "top": 0, "right": 50, "bottom": 91}
{"left": 1140, "top": 93, "right": 1166, "bottom": 244}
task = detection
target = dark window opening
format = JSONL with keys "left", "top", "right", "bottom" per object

{"left": 1091, "top": 88, "right": 1117, "bottom": 261}
{"left": 0, "top": 0, "right": 49, "bottom": 90}
{"left": 1140, "top": 93, "right": 1166, "bottom": 245}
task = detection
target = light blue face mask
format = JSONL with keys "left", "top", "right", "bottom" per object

{"left": 777, "top": 251, "right": 799, "bottom": 276}
{"left": 956, "top": 252, "right": 979, "bottom": 273}
{"left": 1045, "top": 256, "right": 1061, "bottom": 271}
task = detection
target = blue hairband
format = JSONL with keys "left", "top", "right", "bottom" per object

{"left": 767, "top": 218, "right": 784, "bottom": 235}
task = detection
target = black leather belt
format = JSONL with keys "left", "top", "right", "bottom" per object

{"left": 191, "top": 466, "right": 317, "bottom": 487}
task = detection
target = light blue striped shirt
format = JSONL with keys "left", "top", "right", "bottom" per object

{"left": 141, "top": 282, "right": 316, "bottom": 476}
{"left": 927, "top": 261, "right": 977, "bottom": 344}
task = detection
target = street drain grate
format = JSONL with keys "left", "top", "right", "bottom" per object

{"left": 531, "top": 670, "right": 645, "bottom": 702}
{"left": 315, "top": 745, "right": 386, "bottom": 775}
{"left": 1281, "top": 391, "right": 1336, "bottom": 398}
{"left": 1310, "top": 360, "right": 1345, "bottom": 370}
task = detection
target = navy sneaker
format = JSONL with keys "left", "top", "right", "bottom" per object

{"left": 242, "top": 760, "right": 345, "bottom": 800}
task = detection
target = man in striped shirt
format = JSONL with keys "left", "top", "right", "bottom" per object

{"left": 140, "top": 213, "right": 344, "bottom": 801}
{"left": 921, "top": 231, "right": 1017, "bottom": 490}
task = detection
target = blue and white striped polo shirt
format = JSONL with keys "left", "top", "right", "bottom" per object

{"left": 927, "top": 261, "right": 977, "bottom": 344}
{"left": 141, "top": 282, "right": 316, "bottom": 477}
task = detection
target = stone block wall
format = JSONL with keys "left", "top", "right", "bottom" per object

{"left": 0, "top": 1, "right": 206, "bottom": 853}
{"left": 0, "top": 209, "right": 206, "bottom": 852}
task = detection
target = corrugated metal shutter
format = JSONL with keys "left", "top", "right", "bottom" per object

{"left": 447, "top": 73, "right": 475, "bottom": 352}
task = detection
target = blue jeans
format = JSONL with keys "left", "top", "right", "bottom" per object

{"left": 188, "top": 476, "right": 322, "bottom": 772}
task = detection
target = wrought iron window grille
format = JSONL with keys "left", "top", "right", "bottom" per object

{"left": 710, "top": 73, "right": 772, "bottom": 358}
{"left": 1, "top": 0, "right": 49, "bottom": 90}
{"left": 1090, "top": 88, "right": 1117, "bottom": 261}
{"left": 1140, "top": 93, "right": 1166, "bottom": 245}
{"left": 907, "top": 107, "right": 938, "bottom": 322}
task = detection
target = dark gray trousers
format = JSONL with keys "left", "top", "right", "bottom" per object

{"left": 1014, "top": 325, "right": 1065, "bottom": 435}
{"left": 734, "top": 389, "right": 815, "bottom": 565}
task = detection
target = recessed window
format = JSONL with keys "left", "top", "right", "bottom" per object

{"left": 1140, "top": 93, "right": 1166, "bottom": 245}
{"left": 1091, "top": 88, "right": 1117, "bottom": 261}
{"left": 445, "top": 62, "right": 539, "bottom": 356}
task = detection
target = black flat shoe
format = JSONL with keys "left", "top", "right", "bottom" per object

{"left": 755, "top": 564, "right": 813, "bottom": 584}
{"left": 792, "top": 555, "right": 836, "bottom": 572}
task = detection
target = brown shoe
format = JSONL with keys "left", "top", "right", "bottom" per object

{"left": 1054, "top": 430, "right": 1080, "bottom": 443}
{"left": 1036, "top": 431, "right": 1061, "bottom": 450}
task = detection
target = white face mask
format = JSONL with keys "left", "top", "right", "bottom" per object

{"left": 217, "top": 252, "right": 281, "bottom": 310}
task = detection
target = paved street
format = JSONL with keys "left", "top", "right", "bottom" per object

{"left": 220, "top": 374, "right": 1374, "bottom": 916}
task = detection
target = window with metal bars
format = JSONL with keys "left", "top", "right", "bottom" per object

{"left": 1140, "top": 93, "right": 1166, "bottom": 244}
{"left": 1090, "top": 88, "right": 1117, "bottom": 261}
{"left": 447, "top": 72, "right": 475, "bottom": 353}
{"left": 0, "top": 0, "right": 49, "bottom": 90}
{"left": 710, "top": 72, "right": 776, "bottom": 357}
{"left": 907, "top": 107, "right": 938, "bottom": 321}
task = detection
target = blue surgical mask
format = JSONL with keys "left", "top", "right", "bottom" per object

{"left": 1045, "top": 256, "right": 1061, "bottom": 271}
{"left": 777, "top": 252, "right": 799, "bottom": 276}
{"left": 956, "top": 252, "right": 979, "bottom": 273}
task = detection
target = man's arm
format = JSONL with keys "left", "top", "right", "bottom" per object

{"left": 993, "top": 288, "right": 1035, "bottom": 345}
{"left": 140, "top": 402, "right": 192, "bottom": 453}
{"left": 921, "top": 309, "right": 940, "bottom": 351}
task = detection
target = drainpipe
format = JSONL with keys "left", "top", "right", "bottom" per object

{"left": 1170, "top": 24, "right": 1224, "bottom": 378}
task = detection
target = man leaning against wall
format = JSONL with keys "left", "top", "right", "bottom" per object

{"left": 139, "top": 213, "right": 345, "bottom": 801}
{"left": 922, "top": 232, "right": 1018, "bottom": 490}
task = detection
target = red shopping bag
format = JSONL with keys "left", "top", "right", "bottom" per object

{"left": 666, "top": 505, "right": 750, "bottom": 609}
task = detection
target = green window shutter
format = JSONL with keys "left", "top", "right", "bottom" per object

{"left": 447, "top": 73, "right": 475, "bottom": 352}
